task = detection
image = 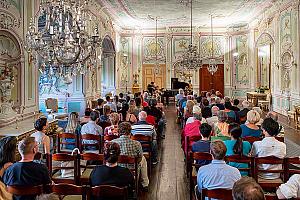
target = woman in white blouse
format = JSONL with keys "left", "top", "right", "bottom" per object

{"left": 31, "top": 117, "right": 50, "bottom": 154}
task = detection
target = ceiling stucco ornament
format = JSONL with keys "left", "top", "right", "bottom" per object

{"left": 0, "top": 0, "right": 11, "bottom": 9}
{"left": 0, "top": 11, "right": 21, "bottom": 29}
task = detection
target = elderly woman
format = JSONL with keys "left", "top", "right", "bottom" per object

{"left": 213, "top": 110, "right": 229, "bottom": 136}
{"left": 104, "top": 113, "right": 120, "bottom": 136}
{"left": 184, "top": 100, "right": 195, "bottom": 122}
{"left": 240, "top": 110, "right": 262, "bottom": 138}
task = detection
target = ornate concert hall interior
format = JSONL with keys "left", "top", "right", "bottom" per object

{"left": 1, "top": 0, "right": 300, "bottom": 200}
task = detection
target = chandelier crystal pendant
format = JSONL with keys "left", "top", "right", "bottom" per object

{"left": 25, "top": 0, "right": 102, "bottom": 78}
{"left": 207, "top": 14, "right": 219, "bottom": 75}
{"left": 180, "top": 0, "right": 202, "bottom": 72}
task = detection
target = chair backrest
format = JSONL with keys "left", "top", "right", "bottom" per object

{"left": 201, "top": 188, "right": 233, "bottom": 200}
{"left": 188, "top": 152, "right": 213, "bottom": 178}
{"left": 80, "top": 153, "right": 104, "bottom": 169}
{"left": 51, "top": 183, "right": 86, "bottom": 197}
{"left": 98, "top": 121, "right": 111, "bottom": 130}
{"left": 243, "top": 136, "right": 262, "bottom": 145}
{"left": 185, "top": 135, "right": 201, "bottom": 156}
{"left": 80, "top": 134, "right": 101, "bottom": 153}
{"left": 254, "top": 156, "right": 285, "bottom": 182}
{"left": 275, "top": 136, "right": 284, "bottom": 143}
{"left": 45, "top": 98, "right": 58, "bottom": 112}
{"left": 88, "top": 185, "right": 128, "bottom": 200}
{"left": 118, "top": 155, "right": 138, "bottom": 193}
{"left": 225, "top": 155, "right": 254, "bottom": 176}
{"left": 57, "top": 132, "right": 78, "bottom": 153}
{"left": 265, "top": 194, "right": 279, "bottom": 200}
{"left": 6, "top": 185, "right": 44, "bottom": 196}
{"left": 50, "top": 153, "right": 79, "bottom": 184}
{"left": 131, "top": 134, "right": 152, "bottom": 151}
{"left": 104, "top": 135, "right": 119, "bottom": 141}
{"left": 284, "top": 157, "right": 300, "bottom": 181}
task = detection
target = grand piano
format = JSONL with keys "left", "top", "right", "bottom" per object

{"left": 161, "top": 78, "right": 189, "bottom": 105}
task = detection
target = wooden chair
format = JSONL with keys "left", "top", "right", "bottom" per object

{"left": 243, "top": 136, "right": 262, "bottom": 145}
{"left": 88, "top": 185, "right": 128, "bottom": 200}
{"left": 80, "top": 153, "right": 104, "bottom": 185}
{"left": 6, "top": 185, "right": 44, "bottom": 196}
{"left": 284, "top": 157, "right": 300, "bottom": 181}
{"left": 254, "top": 156, "right": 285, "bottom": 190}
{"left": 57, "top": 132, "right": 78, "bottom": 153}
{"left": 265, "top": 194, "right": 279, "bottom": 200}
{"left": 50, "top": 153, "right": 79, "bottom": 185}
{"left": 118, "top": 155, "right": 139, "bottom": 194}
{"left": 131, "top": 134, "right": 152, "bottom": 177}
{"left": 189, "top": 152, "right": 213, "bottom": 200}
{"left": 225, "top": 155, "right": 254, "bottom": 176}
{"left": 98, "top": 121, "right": 111, "bottom": 130}
{"left": 80, "top": 134, "right": 101, "bottom": 154}
{"left": 104, "top": 135, "right": 119, "bottom": 141}
{"left": 200, "top": 188, "right": 233, "bottom": 200}
{"left": 184, "top": 135, "right": 202, "bottom": 176}
{"left": 50, "top": 183, "right": 87, "bottom": 200}
{"left": 275, "top": 136, "right": 284, "bottom": 143}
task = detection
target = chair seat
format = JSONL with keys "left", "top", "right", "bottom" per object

{"left": 53, "top": 171, "right": 74, "bottom": 180}
{"left": 62, "top": 195, "right": 82, "bottom": 200}
{"left": 82, "top": 150, "right": 99, "bottom": 154}
{"left": 258, "top": 177, "right": 283, "bottom": 184}
{"left": 81, "top": 168, "right": 93, "bottom": 180}
{"left": 60, "top": 148, "right": 74, "bottom": 153}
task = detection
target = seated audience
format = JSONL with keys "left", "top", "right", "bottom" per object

{"left": 81, "top": 111, "right": 103, "bottom": 147}
{"left": 65, "top": 112, "right": 81, "bottom": 149}
{"left": 213, "top": 110, "right": 229, "bottom": 136}
{"left": 105, "top": 95, "right": 117, "bottom": 112}
{"left": 201, "top": 98, "right": 212, "bottom": 119}
{"left": 3, "top": 137, "right": 52, "bottom": 200}
{"left": 99, "top": 105, "right": 111, "bottom": 123}
{"left": 112, "top": 122, "right": 149, "bottom": 190}
{"left": 147, "top": 99, "right": 164, "bottom": 135}
{"left": 132, "top": 111, "right": 158, "bottom": 164}
{"left": 186, "top": 105, "right": 206, "bottom": 124}
{"left": 119, "top": 103, "right": 137, "bottom": 124}
{"left": 252, "top": 107, "right": 264, "bottom": 126}
{"left": 266, "top": 111, "right": 284, "bottom": 133}
{"left": 240, "top": 110, "right": 262, "bottom": 138}
{"left": 104, "top": 113, "right": 120, "bottom": 136}
{"left": 113, "top": 95, "right": 122, "bottom": 112}
{"left": 176, "top": 88, "right": 184, "bottom": 103}
{"left": 197, "top": 140, "right": 241, "bottom": 193}
{"left": 232, "top": 99, "right": 240, "bottom": 112}
{"left": 224, "top": 123, "right": 251, "bottom": 176}
{"left": 215, "top": 97, "right": 225, "bottom": 110}
{"left": 90, "top": 142, "right": 135, "bottom": 197}
{"left": 232, "top": 177, "right": 265, "bottom": 200}
{"left": 224, "top": 101, "right": 236, "bottom": 122}
{"left": 0, "top": 136, "right": 17, "bottom": 200}
{"left": 80, "top": 108, "right": 92, "bottom": 125}
{"left": 277, "top": 174, "right": 300, "bottom": 199}
{"left": 30, "top": 118, "right": 50, "bottom": 154}
{"left": 206, "top": 106, "right": 219, "bottom": 127}
{"left": 238, "top": 100, "right": 250, "bottom": 124}
{"left": 95, "top": 98, "right": 104, "bottom": 115}
{"left": 250, "top": 118, "right": 286, "bottom": 179}
{"left": 184, "top": 100, "right": 195, "bottom": 121}
{"left": 192, "top": 123, "right": 212, "bottom": 165}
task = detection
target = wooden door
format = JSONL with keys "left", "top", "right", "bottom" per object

{"left": 199, "top": 64, "right": 224, "bottom": 95}
{"left": 142, "top": 64, "right": 166, "bottom": 90}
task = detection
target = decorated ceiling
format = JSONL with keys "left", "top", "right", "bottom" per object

{"left": 97, "top": 0, "right": 273, "bottom": 29}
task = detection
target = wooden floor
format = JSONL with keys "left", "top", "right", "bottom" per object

{"left": 139, "top": 105, "right": 300, "bottom": 200}
{"left": 140, "top": 105, "right": 189, "bottom": 200}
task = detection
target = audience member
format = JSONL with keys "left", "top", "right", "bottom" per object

{"left": 250, "top": 118, "right": 286, "bottom": 179}
{"left": 132, "top": 111, "right": 158, "bottom": 164}
{"left": 100, "top": 105, "right": 111, "bottom": 123}
{"left": 95, "top": 98, "right": 105, "bottom": 116}
{"left": 112, "top": 122, "right": 149, "bottom": 190}
{"left": 0, "top": 136, "right": 17, "bottom": 200}
{"left": 277, "top": 174, "right": 300, "bottom": 199}
{"left": 213, "top": 110, "right": 229, "bottom": 136}
{"left": 232, "top": 177, "right": 265, "bottom": 200}
{"left": 224, "top": 101, "right": 236, "bottom": 122}
{"left": 232, "top": 99, "right": 240, "bottom": 112}
{"left": 65, "top": 112, "right": 81, "bottom": 149}
{"left": 31, "top": 118, "right": 50, "bottom": 154}
{"left": 104, "top": 113, "right": 120, "bottom": 136}
{"left": 197, "top": 140, "right": 241, "bottom": 194}
{"left": 119, "top": 103, "right": 137, "bottom": 124}
{"left": 215, "top": 97, "right": 225, "bottom": 110}
{"left": 90, "top": 142, "right": 135, "bottom": 197}
{"left": 80, "top": 108, "right": 92, "bottom": 125}
{"left": 206, "top": 106, "right": 219, "bottom": 127}
{"left": 113, "top": 95, "right": 122, "bottom": 112}
{"left": 81, "top": 111, "right": 103, "bottom": 146}
{"left": 176, "top": 88, "right": 184, "bottom": 102}
{"left": 105, "top": 96, "right": 117, "bottom": 112}
{"left": 240, "top": 110, "right": 262, "bottom": 138}
{"left": 201, "top": 98, "right": 212, "bottom": 119}
{"left": 238, "top": 100, "right": 250, "bottom": 124}
{"left": 252, "top": 107, "right": 264, "bottom": 126}
{"left": 224, "top": 123, "right": 251, "bottom": 176}
{"left": 3, "top": 137, "right": 52, "bottom": 200}
{"left": 192, "top": 123, "right": 212, "bottom": 165}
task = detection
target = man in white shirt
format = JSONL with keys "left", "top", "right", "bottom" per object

{"left": 104, "top": 96, "right": 117, "bottom": 112}
{"left": 277, "top": 174, "right": 300, "bottom": 199}
{"left": 206, "top": 106, "right": 219, "bottom": 127}
{"left": 250, "top": 118, "right": 286, "bottom": 179}
{"left": 81, "top": 111, "right": 103, "bottom": 146}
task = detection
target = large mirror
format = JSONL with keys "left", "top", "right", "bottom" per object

{"left": 256, "top": 33, "right": 274, "bottom": 90}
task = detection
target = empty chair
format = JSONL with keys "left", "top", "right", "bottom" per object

{"left": 57, "top": 132, "right": 78, "bottom": 153}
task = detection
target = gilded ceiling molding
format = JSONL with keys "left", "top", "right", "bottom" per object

{"left": 0, "top": 0, "right": 11, "bottom": 9}
{"left": 0, "top": 10, "right": 21, "bottom": 30}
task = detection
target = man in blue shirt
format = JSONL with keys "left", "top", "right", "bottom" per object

{"left": 197, "top": 140, "right": 241, "bottom": 196}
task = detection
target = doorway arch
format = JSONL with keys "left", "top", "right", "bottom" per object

{"left": 101, "top": 35, "right": 116, "bottom": 96}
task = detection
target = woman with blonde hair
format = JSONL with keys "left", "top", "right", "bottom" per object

{"left": 104, "top": 113, "right": 120, "bottom": 136}
{"left": 240, "top": 110, "right": 262, "bottom": 138}
{"left": 184, "top": 100, "right": 195, "bottom": 121}
{"left": 65, "top": 112, "right": 81, "bottom": 149}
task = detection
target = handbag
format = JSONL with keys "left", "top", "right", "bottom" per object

{"left": 60, "top": 148, "right": 86, "bottom": 178}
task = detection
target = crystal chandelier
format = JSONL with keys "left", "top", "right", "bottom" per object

{"left": 25, "top": 0, "right": 102, "bottom": 78}
{"left": 207, "top": 14, "right": 218, "bottom": 75}
{"left": 180, "top": 0, "right": 202, "bottom": 71}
